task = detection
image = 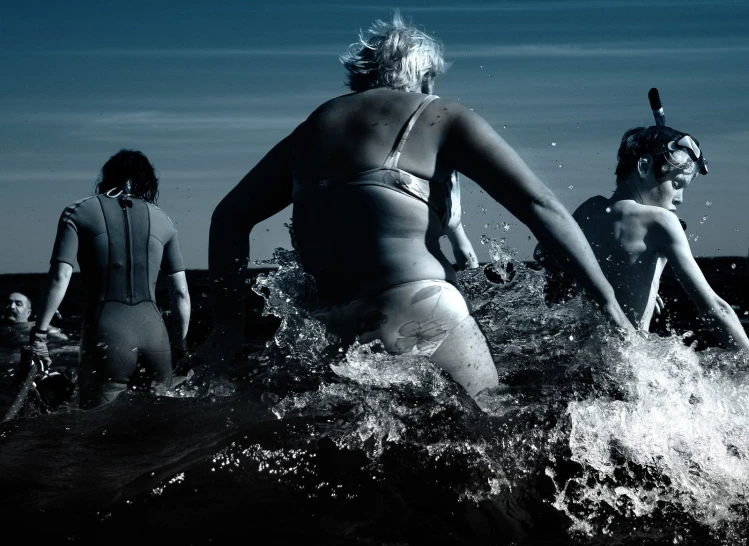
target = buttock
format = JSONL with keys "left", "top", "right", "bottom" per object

{"left": 317, "top": 280, "right": 470, "bottom": 356}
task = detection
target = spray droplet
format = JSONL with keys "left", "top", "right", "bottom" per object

{"left": 705, "top": 201, "right": 712, "bottom": 206}
{"left": 502, "top": 125, "right": 507, "bottom": 129}
{"left": 568, "top": 185, "right": 574, "bottom": 189}
{"left": 551, "top": 142, "right": 557, "bottom": 147}
{"left": 731, "top": 263, "right": 737, "bottom": 270}
{"left": 502, "top": 222, "right": 511, "bottom": 231}
{"left": 605, "top": 207, "right": 612, "bottom": 213}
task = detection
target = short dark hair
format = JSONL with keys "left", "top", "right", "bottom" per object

{"left": 95, "top": 149, "right": 159, "bottom": 204}
{"left": 615, "top": 126, "right": 698, "bottom": 185}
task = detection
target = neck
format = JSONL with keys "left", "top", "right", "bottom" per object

{"left": 611, "top": 179, "right": 644, "bottom": 205}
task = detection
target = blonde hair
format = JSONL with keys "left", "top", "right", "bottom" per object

{"left": 340, "top": 11, "right": 447, "bottom": 92}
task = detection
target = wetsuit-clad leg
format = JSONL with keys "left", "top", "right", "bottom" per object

{"left": 79, "top": 301, "right": 172, "bottom": 409}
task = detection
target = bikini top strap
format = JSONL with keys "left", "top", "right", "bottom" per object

{"left": 382, "top": 94, "right": 439, "bottom": 169}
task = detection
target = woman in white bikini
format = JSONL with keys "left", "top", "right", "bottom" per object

{"left": 200, "top": 13, "right": 632, "bottom": 397}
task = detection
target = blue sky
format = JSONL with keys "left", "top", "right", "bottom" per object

{"left": 1, "top": 0, "right": 747, "bottom": 273}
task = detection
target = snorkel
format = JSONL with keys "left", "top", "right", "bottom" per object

{"left": 648, "top": 88, "right": 666, "bottom": 127}
{"left": 648, "top": 88, "right": 708, "bottom": 175}
{"left": 648, "top": 88, "right": 697, "bottom": 231}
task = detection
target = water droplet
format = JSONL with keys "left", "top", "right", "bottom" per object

{"left": 502, "top": 125, "right": 507, "bottom": 129}
{"left": 605, "top": 255, "right": 613, "bottom": 262}
{"left": 705, "top": 201, "right": 711, "bottom": 206}
{"left": 480, "top": 235, "right": 491, "bottom": 245}
{"left": 568, "top": 185, "right": 574, "bottom": 189}
{"left": 605, "top": 207, "right": 612, "bottom": 213}
{"left": 731, "top": 263, "right": 737, "bottom": 270}
{"left": 557, "top": 161, "right": 564, "bottom": 168}
{"left": 502, "top": 222, "right": 511, "bottom": 231}
{"left": 551, "top": 142, "right": 557, "bottom": 147}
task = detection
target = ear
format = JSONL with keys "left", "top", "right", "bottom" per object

{"left": 637, "top": 155, "right": 652, "bottom": 178}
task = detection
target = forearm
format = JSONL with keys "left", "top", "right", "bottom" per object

{"left": 208, "top": 209, "right": 250, "bottom": 328}
{"left": 170, "top": 295, "right": 191, "bottom": 349}
{"left": 699, "top": 298, "right": 749, "bottom": 350}
{"left": 36, "top": 263, "right": 73, "bottom": 330}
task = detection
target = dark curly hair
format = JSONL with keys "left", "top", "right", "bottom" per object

{"left": 615, "top": 125, "right": 698, "bottom": 186}
{"left": 95, "top": 149, "right": 159, "bottom": 204}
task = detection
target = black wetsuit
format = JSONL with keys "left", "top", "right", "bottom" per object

{"left": 51, "top": 194, "right": 185, "bottom": 408}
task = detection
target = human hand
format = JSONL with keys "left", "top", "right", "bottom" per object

{"left": 654, "top": 294, "right": 665, "bottom": 316}
{"left": 603, "top": 300, "right": 636, "bottom": 333}
{"left": 171, "top": 346, "right": 190, "bottom": 375}
{"left": 28, "top": 327, "right": 52, "bottom": 370}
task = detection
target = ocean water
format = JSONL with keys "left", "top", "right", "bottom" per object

{"left": 1, "top": 244, "right": 747, "bottom": 545}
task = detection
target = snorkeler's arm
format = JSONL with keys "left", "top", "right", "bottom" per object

{"left": 209, "top": 132, "right": 295, "bottom": 330}
{"left": 656, "top": 212, "right": 749, "bottom": 350}
{"left": 446, "top": 222, "right": 479, "bottom": 269}
{"left": 442, "top": 103, "right": 632, "bottom": 331}
{"left": 167, "top": 271, "right": 191, "bottom": 351}
{"left": 35, "top": 262, "right": 73, "bottom": 331}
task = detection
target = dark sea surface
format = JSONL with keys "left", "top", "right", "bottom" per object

{"left": 1, "top": 247, "right": 748, "bottom": 545}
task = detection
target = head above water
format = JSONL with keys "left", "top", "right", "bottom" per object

{"left": 615, "top": 126, "right": 705, "bottom": 212}
{"left": 95, "top": 149, "right": 159, "bottom": 204}
{"left": 4, "top": 292, "right": 31, "bottom": 324}
{"left": 615, "top": 126, "right": 706, "bottom": 185}
{"left": 340, "top": 11, "right": 447, "bottom": 94}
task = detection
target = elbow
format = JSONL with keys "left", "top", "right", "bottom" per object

{"left": 698, "top": 295, "right": 733, "bottom": 319}
{"left": 170, "top": 287, "right": 191, "bottom": 304}
{"left": 51, "top": 263, "right": 73, "bottom": 283}
{"left": 211, "top": 199, "right": 255, "bottom": 236}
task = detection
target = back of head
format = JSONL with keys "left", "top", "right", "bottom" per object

{"left": 615, "top": 125, "right": 699, "bottom": 185}
{"left": 340, "top": 11, "right": 447, "bottom": 93}
{"left": 96, "top": 149, "right": 159, "bottom": 204}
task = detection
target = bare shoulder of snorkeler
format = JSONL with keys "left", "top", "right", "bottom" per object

{"left": 651, "top": 209, "right": 749, "bottom": 350}
{"left": 196, "top": 129, "right": 297, "bottom": 371}
{"left": 437, "top": 101, "right": 633, "bottom": 332}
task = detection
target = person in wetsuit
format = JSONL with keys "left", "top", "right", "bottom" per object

{"left": 199, "top": 13, "right": 632, "bottom": 398}
{"left": 31, "top": 150, "right": 191, "bottom": 408}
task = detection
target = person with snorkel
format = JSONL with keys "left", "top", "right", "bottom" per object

{"left": 536, "top": 93, "right": 748, "bottom": 349}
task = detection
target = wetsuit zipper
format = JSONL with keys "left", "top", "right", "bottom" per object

{"left": 122, "top": 204, "right": 133, "bottom": 303}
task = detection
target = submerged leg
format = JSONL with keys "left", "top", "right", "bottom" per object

{"left": 430, "top": 315, "right": 498, "bottom": 398}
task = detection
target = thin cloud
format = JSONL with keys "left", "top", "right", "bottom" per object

{"left": 11, "top": 110, "right": 302, "bottom": 131}
{"left": 43, "top": 47, "right": 341, "bottom": 58}
{"left": 289, "top": 0, "right": 742, "bottom": 12}
{"left": 447, "top": 43, "right": 749, "bottom": 59}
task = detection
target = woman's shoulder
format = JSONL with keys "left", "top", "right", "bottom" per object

{"left": 59, "top": 195, "right": 100, "bottom": 221}
{"left": 145, "top": 202, "right": 178, "bottom": 230}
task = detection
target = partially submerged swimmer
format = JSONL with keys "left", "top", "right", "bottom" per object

{"left": 1, "top": 292, "right": 71, "bottom": 373}
{"left": 201, "top": 13, "right": 632, "bottom": 398}
{"left": 537, "top": 126, "right": 749, "bottom": 350}
{"left": 32, "top": 150, "right": 192, "bottom": 408}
